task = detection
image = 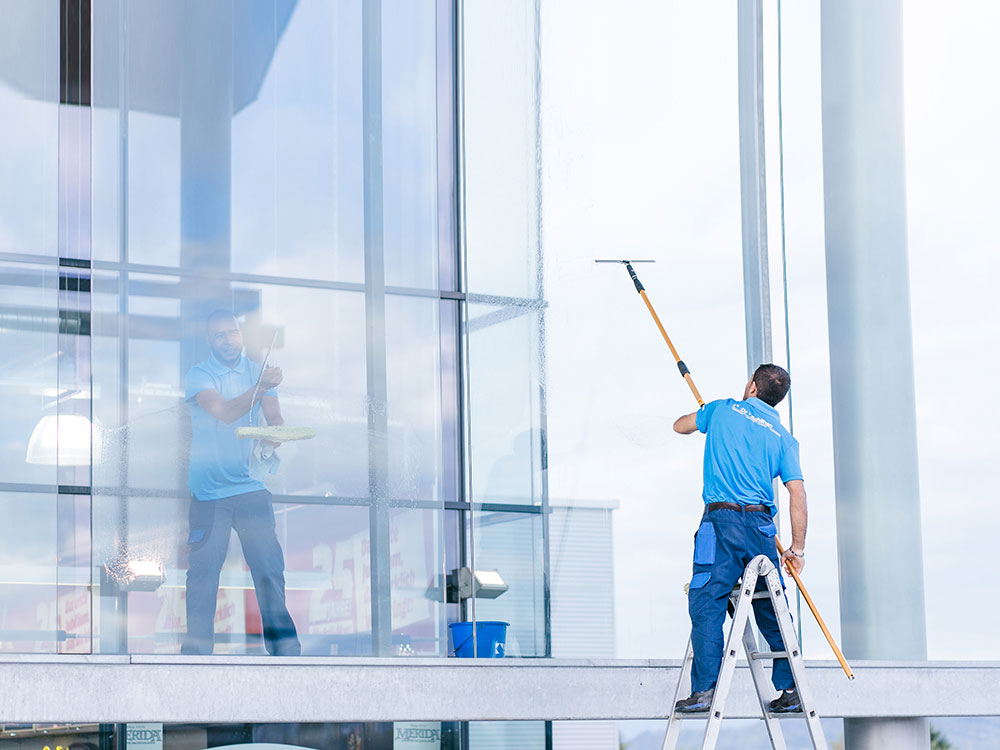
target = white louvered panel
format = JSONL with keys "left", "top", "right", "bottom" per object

{"left": 552, "top": 720, "right": 620, "bottom": 750}
{"left": 549, "top": 506, "right": 616, "bottom": 661}
{"left": 468, "top": 720, "right": 546, "bottom": 749}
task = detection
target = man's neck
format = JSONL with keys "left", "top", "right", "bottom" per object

{"left": 213, "top": 352, "right": 241, "bottom": 370}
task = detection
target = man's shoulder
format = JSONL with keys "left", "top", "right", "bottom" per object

{"left": 699, "top": 398, "right": 734, "bottom": 428}
{"left": 186, "top": 359, "right": 218, "bottom": 381}
{"left": 706, "top": 398, "right": 737, "bottom": 412}
{"left": 704, "top": 399, "right": 739, "bottom": 422}
{"left": 185, "top": 360, "right": 223, "bottom": 402}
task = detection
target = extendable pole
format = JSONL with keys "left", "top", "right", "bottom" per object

{"left": 600, "top": 261, "right": 705, "bottom": 406}
{"left": 599, "top": 258, "right": 853, "bottom": 680}
{"left": 775, "top": 538, "right": 854, "bottom": 679}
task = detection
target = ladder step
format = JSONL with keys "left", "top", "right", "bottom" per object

{"left": 670, "top": 711, "right": 725, "bottom": 721}
{"left": 749, "top": 650, "right": 795, "bottom": 660}
{"left": 767, "top": 709, "right": 820, "bottom": 720}
{"left": 673, "top": 711, "right": 818, "bottom": 722}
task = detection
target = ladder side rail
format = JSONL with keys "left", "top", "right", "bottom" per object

{"left": 661, "top": 638, "right": 694, "bottom": 750}
{"left": 763, "top": 566, "right": 829, "bottom": 750}
{"left": 740, "top": 617, "right": 788, "bottom": 750}
{"left": 699, "top": 565, "right": 761, "bottom": 750}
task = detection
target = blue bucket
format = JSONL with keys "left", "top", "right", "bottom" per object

{"left": 449, "top": 621, "right": 509, "bottom": 658}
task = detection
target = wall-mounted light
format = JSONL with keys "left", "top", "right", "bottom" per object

{"left": 25, "top": 414, "right": 98, "bottom": 465}
{"left": 467, "top": 569, "right": 508, "bottom": 599}
{"left": 426, "top": 567, "right": 509, "bottom": 603}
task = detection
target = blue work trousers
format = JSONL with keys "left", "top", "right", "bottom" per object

{"left": 182, "top": 489, "right": 301, "bottom": 656}
{"left": 688, "top": 507, "right": 793, "bottom": 693}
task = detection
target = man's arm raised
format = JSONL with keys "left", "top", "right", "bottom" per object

{"left": 673, "top": 412, "right": 699, "bottom": 435}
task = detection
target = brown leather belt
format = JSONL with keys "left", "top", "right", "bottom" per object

{"left": 706, "top": 501, "right": 770, "bottom": 514}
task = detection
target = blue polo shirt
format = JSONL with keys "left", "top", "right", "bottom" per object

{"left": 696, "top": 397, "right": 802, "bottom": 514}
{"left": 185, "top": 353, "right": 277, "bottom": 501}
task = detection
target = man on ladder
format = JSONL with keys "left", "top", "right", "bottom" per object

{"left": 672, "top": 364, "right": 807, "bottom": 714}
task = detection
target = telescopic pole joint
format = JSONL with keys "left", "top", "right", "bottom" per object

{"left": 625, "top": 262, "right": 644, "bottom": 293}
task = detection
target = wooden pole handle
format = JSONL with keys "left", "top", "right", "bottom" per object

{"left": 638, "top": 290, "right": 705, "bottom": 406}
{"left": 775, "top": 538, "right": 855, "bottom": 680}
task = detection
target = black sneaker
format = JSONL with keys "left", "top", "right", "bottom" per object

{"left": 675, "top": 688, "right": 714, "bottom": 713}
{"left": 769, "top": 688, "right": 802, "bottom": 713}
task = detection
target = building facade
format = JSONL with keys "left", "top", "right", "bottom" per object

{"left": 1, "top": 1, "right": 999, "bottom": 749}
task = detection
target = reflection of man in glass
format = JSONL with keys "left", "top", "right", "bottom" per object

{"left": 181, "top": 310, "right": 300, "bottom": 655}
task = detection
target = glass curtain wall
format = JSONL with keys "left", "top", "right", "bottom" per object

{"left": 1, "top": 0, "right": 460, "bottom": 658}
{"left": 86, "top": 0, "right": 456, "bottom": 657}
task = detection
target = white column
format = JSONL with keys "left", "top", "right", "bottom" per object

{"left": 820, "top": 1, "right": 929, "bottom": 747}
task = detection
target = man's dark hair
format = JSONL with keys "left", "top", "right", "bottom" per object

{"left": 752, "top": 364, "right": 790, "bottom": 407}
{"left": 205, "top": 309, "right": 238, "bottom": 331}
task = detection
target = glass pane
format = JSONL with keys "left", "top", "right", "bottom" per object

{"left": 464, "top": 2, "right": 746, "bottom": 661}
{"left": 230, "top": 0, "right": 364, "bottom": 282}
{"left": 904, "top": 0, "right": 1000, "bottom": 660}
{"left": 462, "top": 0, "right": 540, "bottom": 298}
{"left": 467, "top": 303, "right": 544, "bottom": 507}
{"left": 0, "top": 261, "right": 60, "bottom": 486}
{"left": 382, "top": 0, "right": 444, "bottom": 289}
{"left": 385, "top": 296, "right": 448, "bottom": 503}
{"left": 0, "top": 0, "right": 59, "bottom": 258}
{"left": 469, "top": 511, "right": 546, "bottom": 658}
{"left": 390, "top": 508, "right": 447, "bottom": 656}
{"left": 0, "top": 492, "right": 59, "bottom": 653}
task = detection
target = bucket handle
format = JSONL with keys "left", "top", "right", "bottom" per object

{"left": 451, "top": 623, "right": 501, "bottom": 657}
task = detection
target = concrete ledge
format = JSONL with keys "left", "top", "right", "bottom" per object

{"left": 0, "top": 657, "right": 996, "bottom": 723}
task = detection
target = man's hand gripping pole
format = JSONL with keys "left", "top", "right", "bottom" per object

{"left": 775, "top": 539, "right": 854, "bottom": 679}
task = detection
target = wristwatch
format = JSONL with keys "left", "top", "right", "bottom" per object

{"left": 789, "top": 549, "right": 805, "bottom": 558}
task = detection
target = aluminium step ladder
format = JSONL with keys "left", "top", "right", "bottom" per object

{"left": 661, "top": 554, "right": 828, "bottom": 750}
